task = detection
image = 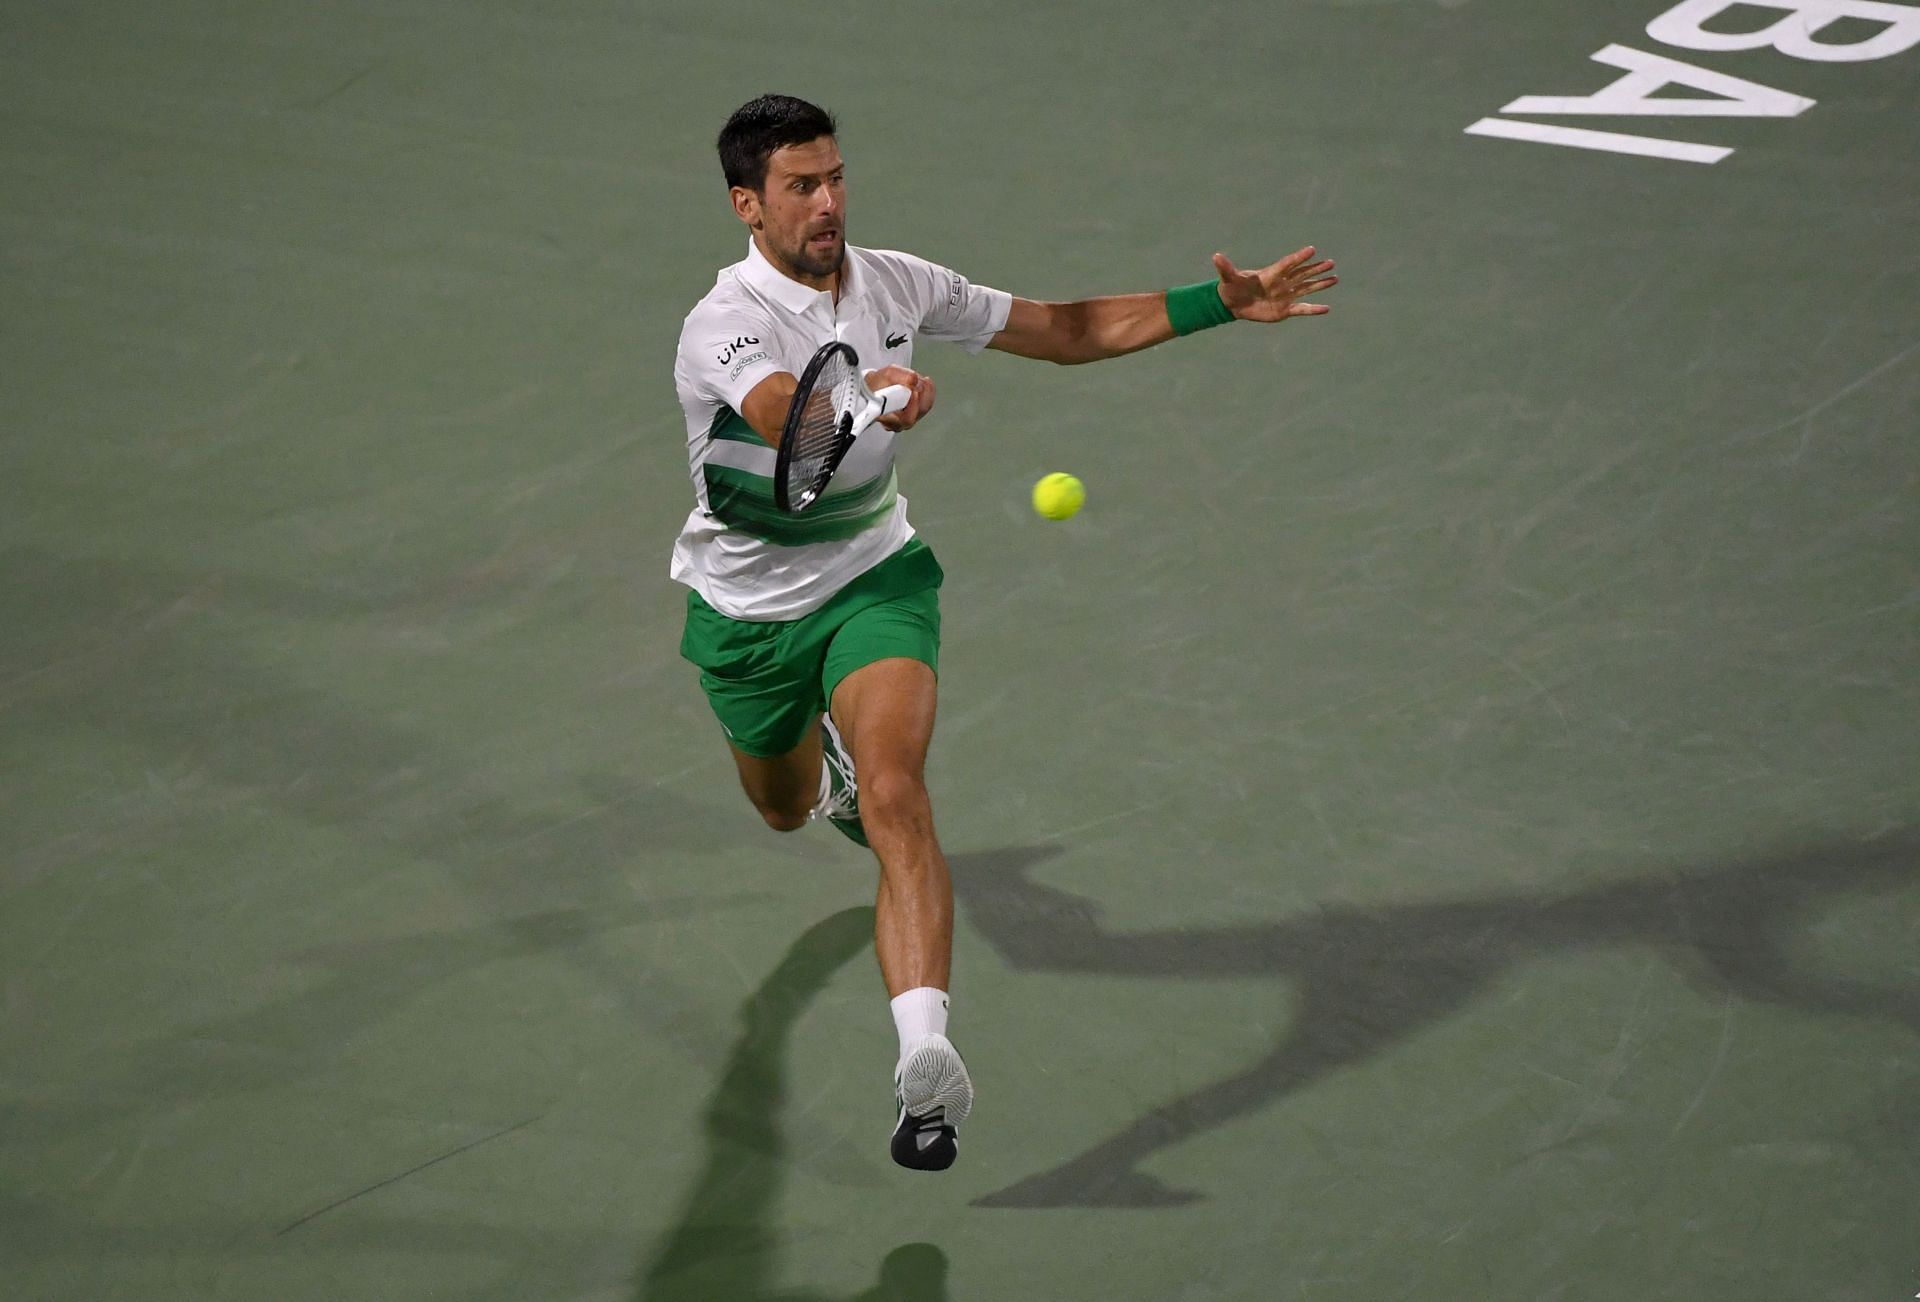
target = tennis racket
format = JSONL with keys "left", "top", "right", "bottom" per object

{"left": 773, "top": 341, "right": 914, "bottom": 514}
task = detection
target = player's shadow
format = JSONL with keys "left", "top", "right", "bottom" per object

{"left": 8, "top": 549, "right": 945, "bottom": 1286}
{"left": 949, "top": 833, "right": 1920, "bottom": 1208}
{"left": 637, "top": 906, "right": 952, "bottom": 1302}
{"left": 2, "top": 548, "right": 832, "bottom": 1141}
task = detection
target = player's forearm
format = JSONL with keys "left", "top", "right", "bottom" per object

{"left": 994, "top": 287, "right": 1232, "bottom": 366}
{"left": 1050, "top": 293, "right": 1180, "bottom": 365}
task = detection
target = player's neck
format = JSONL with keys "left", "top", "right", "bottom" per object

{"left": 753, "top": 233, "right": 842, "bottom": 301}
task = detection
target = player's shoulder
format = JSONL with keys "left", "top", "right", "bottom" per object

{"left": 851, "top": 245, "right": 947, "bottom": 280}
{"left": 849, "top": 245, "right": 956, "bottom": 309}
{"left": 678, "top": 261, "right": 773, "bottom": 345}
{"left": 681, "top": 257, "right": 755, "bottom": 321}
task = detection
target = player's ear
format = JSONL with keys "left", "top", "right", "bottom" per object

{"left": 729, "top": 186, "right": 762, "bottom": 230}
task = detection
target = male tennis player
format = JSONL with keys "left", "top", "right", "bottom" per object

{"left": 671, "top": 94, "right": 1336, "bottom": 1172}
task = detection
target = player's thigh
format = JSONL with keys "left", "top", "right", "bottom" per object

{"left": 825, "top": 589, "right": 942, "bottom": 779}
{"left": 681, "top": 594, "right": 825, "bottom": 773}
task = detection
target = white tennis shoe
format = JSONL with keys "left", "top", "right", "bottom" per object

{"left": 811, "top": 713, "right": 868, "bottom": 847}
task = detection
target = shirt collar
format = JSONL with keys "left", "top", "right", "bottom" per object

{"left": 740, "top": 237, "right": 859, "bottom": 313}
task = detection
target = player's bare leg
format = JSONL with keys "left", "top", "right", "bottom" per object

{"left": 726, "top": 729, "right": 823, "bottom": 832}
{"left": 830, "top": 655, "right": 972, "bottom": 1169}
{"left": 829, "top": 657, "right": 950, "bottom": 991}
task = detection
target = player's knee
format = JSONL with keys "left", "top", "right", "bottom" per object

{"left": 755, "top": 801, "right": 810, "bottom": 833}
{"left": 861, "top": 767, "right": 930, "bottom": 834}
{"left": 743, "top": 783, "right": 811, "bottom": 832}
{"left": 736, "top": 766, "right": 814, "bottom": 832}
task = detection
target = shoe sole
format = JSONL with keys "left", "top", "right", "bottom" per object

{"left": 890, "top": 1037, "right": 972, "bottom": 1171}
{"left": 897, "top": 1038, "right": 974, "bottom": 1128}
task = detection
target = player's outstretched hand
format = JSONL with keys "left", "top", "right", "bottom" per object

{"left": 1212, "top": 247, "right": 1338, "bottom": 323}
{"left": 867, "top": 364, "right": 936, "bottom": 431}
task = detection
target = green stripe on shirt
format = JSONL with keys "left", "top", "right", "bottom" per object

{"left": 702, "top": 462, "right": 900, "bottom": 546}
{"left": 708, "top": 406, "right": 766, "bottom": 446}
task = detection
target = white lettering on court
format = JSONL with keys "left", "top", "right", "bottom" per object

{"left": 1466, "top": 0, "right": 1920, "bottom": 162}
{"left": 1501, "top": 44, "right": 1815, "bottom": 116}
{"left": 1648, "top": 0, "right": 1920, "bottom": 63}
{"left": 1462, "top": 118, "right": 1733, "bottom": 164}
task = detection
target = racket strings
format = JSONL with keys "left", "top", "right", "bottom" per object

{"left": 786, "top": 353, "right": 858, "bottom": 500}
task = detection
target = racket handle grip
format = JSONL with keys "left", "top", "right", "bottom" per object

{"left": 868, "top": 384, "right": 914, "bottom": 416}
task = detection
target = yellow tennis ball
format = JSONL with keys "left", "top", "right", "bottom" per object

{"left": 1032, "top": 472, "right": 1085, "bottom": 521}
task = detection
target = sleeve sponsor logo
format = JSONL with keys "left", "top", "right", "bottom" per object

{"left": 715, "top": 336, "right": 761, "bottom": 365}
{"left": 946, "top": 271, "right": 964, "bottom": 309}
{"left": 727, "top": 350, "right": 770, "bottom": 380}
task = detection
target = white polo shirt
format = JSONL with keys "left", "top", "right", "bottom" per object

{"left": 670, "top": 239, "right": 1011, "bottom": 621}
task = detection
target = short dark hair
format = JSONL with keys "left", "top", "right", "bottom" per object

{"left": 717, "top": 94, "right": 838, "bottom": 191}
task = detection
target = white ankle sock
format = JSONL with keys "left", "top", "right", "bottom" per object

{"left": 889, "top": 987, "right": 949, "bottom": 1059}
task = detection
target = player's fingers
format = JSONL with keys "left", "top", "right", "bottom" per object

{"left": 881, "top": 390, "right": 921, "bottom": 429}
{"left": 1275, "top": 245, "right": 1317, "bottom": 273}
{"left": 887, "top": 376, "right": 933, "bottom": 430}
{"left": 1288, "top": 302, "right": 1332, "bottom": 316}
{"left": 1294, "top": 259, "right": 1335, "bottom": 279}
{"left": 1298, "top": 275, "right": 1339, "bottom": 294}
{"left": 1212, "top": 251, "right": 1244, "bottom": 283}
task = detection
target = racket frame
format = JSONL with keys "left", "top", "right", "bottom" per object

{"left": 772, "top": 342, "right": 915, "bottom": 515}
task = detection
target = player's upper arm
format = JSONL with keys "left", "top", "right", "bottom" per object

{"left": 737, "top": 371, "right": 797, "bottom": 444}
{"left": 680, "top": 302, "right": 789, "bottom": 439}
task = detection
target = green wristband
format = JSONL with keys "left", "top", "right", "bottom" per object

{"left": 1165, "top": 281, "right": 1236, "bottom": 336}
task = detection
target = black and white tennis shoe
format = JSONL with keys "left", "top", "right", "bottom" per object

{"left": 891, "top": 1033, "right": 972, "bottom": 1171}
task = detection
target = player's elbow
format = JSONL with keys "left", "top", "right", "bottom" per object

{"left": 1044, "top": 337, "right": 1099, "bottom": 366}
{"left": 1049, "top": 303, "right": 1100, "bottom": 365}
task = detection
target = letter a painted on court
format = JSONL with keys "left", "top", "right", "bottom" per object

{"left": 1502, "top": 44, "right": 1815, "bottom": 116}
{"left": 1648, "top": 0, "right": 1920, "bottom": 62}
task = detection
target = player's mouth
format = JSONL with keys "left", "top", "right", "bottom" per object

{"left": 807, "top": 228, "right": 840, "bottom": 249}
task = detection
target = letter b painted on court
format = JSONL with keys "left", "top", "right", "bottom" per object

{"left": 1649, "top": 0, "right": 1920, "bottom": 62}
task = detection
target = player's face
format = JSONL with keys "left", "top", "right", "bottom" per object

{"left": 740, "top": 136, "right": 846, "bottom": 285}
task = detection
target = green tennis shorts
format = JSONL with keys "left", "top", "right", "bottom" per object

{"left": 680, "top": 540, "right": 943, "bottom": 758}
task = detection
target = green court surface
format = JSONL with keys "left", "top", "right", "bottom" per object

{"left": 4, "top": 2, "right": 1917, "bottom": 1298}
